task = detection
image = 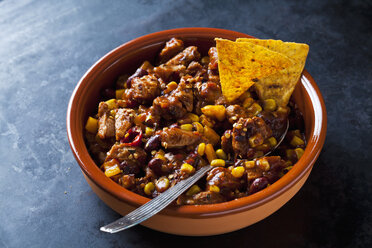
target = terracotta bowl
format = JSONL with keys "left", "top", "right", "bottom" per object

{"left": 67, "top": 28, "right": 327, "bottom": 236}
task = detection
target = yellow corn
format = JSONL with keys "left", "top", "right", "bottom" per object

{"left": 293, "top": 130, "right": 301, "bottom": 138}
{"left": 115, "top": 89, "right": 125, "bottom": 99}
{"left": 85, "top": 117, "right": 98, "bottom": 133}
{"left": 254, "top": 151, "right": 264, "bottom": 158}
{"left": 181, "top": 163, "right": 195, "bottom": 174}
{"left": 203, "top": 126, "right": 220, "bottom": 145}
{"left": 277, "top": 106, "right": 289, "bottom": 114}
{"left": 244, "top": 160, "right": 256, "bottom": 169}
{"left": 256, "top": 143, "right": 270, "bottom": 151}
{"left": 294, "top": 148, "right": 305, "bottom": 159}
{"left": 216, "top": 149, "right": 227, "bottom": 160}
{"left": 180, "top": 124, "right": 193, "bottom": 131}
{"left": 209, "top": 185, "right": 220, "bottom": 193}
{"left": 145, "top": 127, "right": 154, "bottom": 136}
{"left": 192, "top": 122, "right": 204, "bottom": 133}
{"left": 249, "top": 134, "right": 263, "bottom": 148}
{"left": 290, "top": 136, "right": 304, "bottom": 147}
{"left": 249, "top": 103, "right": 262, "bottom": 116}
{"left": 155, "top": 177, "right": 170, "bottom": 193}
{"left": 186, "top": 185, "right": 201, "bottom": 196}
{"left": 197, "top": 143, "right": 206, "bottom": 156}
{"left": 211, "top": 159, "right": 225, "bottom": 167}
{"left": 242, "top": 97, "right": 254, "bottom": 108}
{"left": 239, "top": 91, "right": 252, "bottom": 101}
{"left": 267, "top": 137, "right": 277, "bottom": 147}
{"left": 201, "top": 105, "right": 226, "bottom": 121}
{"left": 104, "top": 164, "right": 121, "bottom": 178}
{"left": 231, "top": 166, "right": 245, "bottom": 178}
{"left": 257, "top": 158, "right": 270, "bottom": 171}
{"left": 105, "top": 99, "right": 117, "bottom": 110}
{"left": 186, "top": 113, "right": 199, "bottom": 122}
{"left": 263, "top": 99, "right": 277, "bottom": 111}
{"left": 164, "top": 81, "right": 178, "bottom": 94}
{"left": 200, "top": 114, "right": 214, "bottom": 128}
{"left": 144, "top": 182, "right": 155, "bottom": 195}
{"left": 205, "top": 144, "right": 217, "bottom": 163}
{"left": 201, "top": 56, "right": 210, "bottom": 64}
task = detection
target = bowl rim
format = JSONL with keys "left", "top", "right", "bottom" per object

{"left": 67, "top": 27, "right": 327, "bottom": 218}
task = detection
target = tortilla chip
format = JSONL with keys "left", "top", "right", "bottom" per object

{"left": 236, "top": 38, "right": 309, "bottom": 106}
{"left": 216, "top": 38, "right": 293, "bottom": 102}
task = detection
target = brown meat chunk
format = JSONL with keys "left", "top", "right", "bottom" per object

{"left": 197, "top": 81, "right": 222, "bottom": 105}
{"left": 166, "top": 46, "right": 201, "bottom": 66}
{"left": 177, "top": 191, "right": 225, "bottom": 205}
{"left": 115, "top": 108, "right": 136, "bottom": 140}
{"left": 123, "top": 74, "right": 160, "bottom": 104}
{"left": 153, "top": 96, "right": 187, "bottom": 120}
{"left": 173, "top": 77, "right": 194, "bottom": 112}
{"left": 221, "top": 130, "right": 233, "bottom": 154}
{"left": 226, "top": 105, "right": 249, "bottom": 123}
{"left": 206, "top": 167, "right": 241, "bottom": 191}
{"left": 158, "top": 38, "right": 184, "bottom": 64}
{"left": 186, "top": 61, "right": 206, "bottom": 79}
{"left": 160, "top": 127, "right": 201, "bottom": 149}
{"left": 208, "top": 47, "right": 218, "bottom": 70}
{"left": 105, "top": 143, "right": 147, "bottom": 164}
{"left": 232, "top": 117, "right": 272, "bottom": 159}
{"left": 257, "top": 111, "right": 288, "bottom": 139}
{"left": 153, "top": 64, "right": 186, "bottom": 82}
{"left": 97, "top": 102, "right": 115, "bottom": 139}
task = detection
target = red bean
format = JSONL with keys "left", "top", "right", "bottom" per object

{"left": 144, "top": 135, "right": 160, "bottom": 152}
{"left": 249, "top": 177, "right": 269, "bottom": 194}
{"left": 147, "top": 158, "right": 164, "bottom": 175}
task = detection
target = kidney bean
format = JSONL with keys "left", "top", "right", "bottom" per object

{"left": 101, "top": 88, "right": 115, "bottom": 99}
{"left": 144, "top": 135, "right": 160, "bottom": 152}
{"left": 147, "top": 158, "right": 164, "bottom": 175}
{"left": 126, "top": 68, "right": 148, "bottom": 88}
{"left": 120, "top": 160, "right": 140, "bottom": 175}
{"left": 249, "top": 177, "right": 269, "bottom": 194}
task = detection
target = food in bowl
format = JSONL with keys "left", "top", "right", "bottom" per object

{"left": 84, "top": 37, "right": 309, "bottom": 205}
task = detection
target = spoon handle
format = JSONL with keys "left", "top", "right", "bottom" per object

{"left": 100, "top": 165, "right": 213, "bottom": 233}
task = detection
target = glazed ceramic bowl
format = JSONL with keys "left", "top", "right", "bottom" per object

{"left": 67, "top": 28, "right": 327, "bottom": 236}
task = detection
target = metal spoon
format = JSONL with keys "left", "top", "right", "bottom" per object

{"left": 100, "top": 120, "right": 289, "bottom": 233}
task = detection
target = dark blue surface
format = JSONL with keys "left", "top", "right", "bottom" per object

{"left": 0, "top": 0, "right": 371, "bottom": 247}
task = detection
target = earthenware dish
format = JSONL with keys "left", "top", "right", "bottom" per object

{"left": 67, "top": 27, "right": 327, "bottom": 236}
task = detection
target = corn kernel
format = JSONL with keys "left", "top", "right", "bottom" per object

{"left": 200, "top": 114, "right": 214, "bottom": 127}
{"left": 181, "top": 163, "right": 195, "bottom": 174}
{"left": 144, "top": 182, "right": 155, "bottom": 195}
{"left": 186, "top": 185, "right": 201, "bottom": 196}
{"left": 105, "top": 99, "right": 117, "bottom": 110}
{"left": 283, "top": 165, "right": 293, "bottom": 173}
{"left": 85, "top": 117, "right": 98, "bottom": 133}
{"left": 197, "top": 143, "right": 206, "bottom": 156}
{"left": 254, "top": 151, "right": 264, "bottom": 158}
{"left": 249, "top": 134, "right": 264, "bottom": 147}
{"left": 164, "top": 81, "right": 178, "bottom": 94}
{"left": 293, "top": 130, "right": 301, "bottom": 138}
{"left": 115, "top": 89, "right": 125, "bottom": 99}
{"left": 186, "top": 113, "right": 199, "bottom": 122}
{"left": 256, "top": 143, "right": 270, "bottom": 151}
{"left": 180, "top": 124, "right": 193, "bottom": 131}
{"left": 201, "top": 105, "right": 226, "bottom": 121}
{"left": 216, "top": 149, "right": 227, "bottom": 160}
{"left": 192, "top": 122, "right": 204, "bottom": 133}
{"left": 242, "top": 97, "right": 254, "bottom": 108}
{"left": 245, "top": 160, "right": 256, "bottom": 169}
{"left": 205, "top": 144, "right": 217, "bottom": 163}
{"left": 263, "top": 99, "right": 277, "bottom": 111}
{"left": 231, "top": 166, "right": 245, "bottom": 178}
{"left": 104, "top": 164, "right": 121, "bottom": 177}
{"left": 249, "top": 103, "right": 262, "bottom": 116}
{"left": 203, "top": 126, "right": 220, "bottom": 145}
{"left": 155, "top": 177, "right": 170, "bottom": 193}
{"left": 145, "top": 127, "right": 154, "bottom": 136}
{"left": 257, "top": 158, "right": 270, "bottom": 171}
{"left": 267, "top": 137, "right": 277, "bottom": 147}
{"left": 211, "top": 159, "right": 226, "bottom": 167}
{"left": 294, "top": 148, "right": 305, "bottom": 159}
{"left": 209, "top": 185, "right": 220, "bottom": 193}
{"left": 290, "top": 136, "right": 304, "bottom": 147}
{"left": 277, "top": 106, "right": 289, "bottom": 114}
{"left": 201, "top": 56, "right": 210, "bottom": 64}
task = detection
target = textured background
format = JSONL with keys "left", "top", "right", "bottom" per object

{"left": 0, "top": 0, "right": 371, "bottom": 247}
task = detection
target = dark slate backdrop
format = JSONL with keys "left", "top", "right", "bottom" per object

{"left": 0, "top": 0, "right": 371, "bottom": 247}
